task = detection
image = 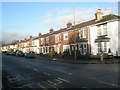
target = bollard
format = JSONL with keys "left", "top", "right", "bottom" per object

{"left": 100, "top": 54, "right": 103, "bottom": 61}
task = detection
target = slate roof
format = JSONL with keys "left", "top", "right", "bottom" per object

{"left": 94, "top": 14, "right": 120, "bottom": 24}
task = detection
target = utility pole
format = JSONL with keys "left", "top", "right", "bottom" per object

{"left": 73, "top": 0, "right": 76, "bottom": 60}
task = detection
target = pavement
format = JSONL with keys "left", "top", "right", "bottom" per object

{"left": 35, "top": 55, "right": 119, "bottom": 64}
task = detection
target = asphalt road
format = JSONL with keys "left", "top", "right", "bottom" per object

{"left": 2, "top": 54, "right": 119, "bottom": 89}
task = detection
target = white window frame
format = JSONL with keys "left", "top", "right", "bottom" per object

{"left": 104, "top": 42, "right": 107, "bottom": 53}
{"left": 79, "top": 29, "right": 83, "bottom": 38}
{"left": 55, "top": 35, "right": 59, "bottom": 43}
{"left": 46, "top": 37, "right": 49, "bottom": 44}
{"left": 63, "top": 45, "right": 69, "bottom": 52}
{"left": 79, "top": 28, "right": 87, "bottom": 38}
{"left": 79, "top": 44, "right": 87, "bottom": 55}
{"left": 98, "top": 42, "right": 102, "bottom": 53}
{"left": 41, "top": 38, "right": 44, "bottom": 45}
{"left": 83, "top": 44, "right": 87, "bottom": 54}
{"left": 63, "top": 32, "right": 68, "bottom": 40}
{"left": 59, "top": 34, "right": 62, "bottom": 42}
{"left": 97, "top": 26, "right": 101, "bottom": 36}
{"left": 103, "top": 24, "right": 107, "bottom": 35}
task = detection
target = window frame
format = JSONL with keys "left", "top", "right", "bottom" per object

{"left": 63, "top": 32, "right": 68, "bottom": 40}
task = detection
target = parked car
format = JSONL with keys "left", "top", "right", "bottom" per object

{"left": 9, "top": 52, "right": 13, "bottom": 55}
{"left": 10, "top": 51, "right": 16, "bottom": 56}
{"left": 25, "top": 51, "right": 35, "bottom": 58}
{"left": 6, "top": 51, "right": 10, "bottom": 55}
{"left": 16, "top": 51, "right": 24, "bottom": 57}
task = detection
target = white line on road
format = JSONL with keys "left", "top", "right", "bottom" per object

{"left": 57, "top": 78, "right": 69, "bottom": 83}
{"left": 33, "top": 68, "right": 39, "bottom": 72}
{"left": 26, "top": 66, "right": 31, "bottom": 68}
{"left": 91, "top": 77, "right": 118, "bottom": 87}
{"left": 47, "top": 80, "right": 58, "bottom": 88}
{"left": 37, "top": 83, "right": 46, "bottom": 88}
{"left": 47, "top": 67, "right": 72, "bottom": 75}
{"left": 43, "top": 72, "right": 51, "bottom": 76}
{"left": 22, "top": 83, "right": 35, "bottom": 88}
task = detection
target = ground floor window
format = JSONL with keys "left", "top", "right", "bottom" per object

{"left": 72, "top": 46, "right": 74, "bottom": 51}
{"left": 98, "top": 42, "right": 102, "bottom": 53}
{"left": 104, "top": 42, "right": 107, "bottom": 53}
{"left": 84, "top": 44, "right": 87, "bottom": 54}
{"left": 63, "top": 45, "right": 69, "bottom": 52}
{"left": 80, "top": 44, "right": 83, "bottom": 54}
{"left": 79, "top": 44, "right": 87, "bottom": 55}
{"left": 97, "top": 42, "right": 107, "bottom": 53}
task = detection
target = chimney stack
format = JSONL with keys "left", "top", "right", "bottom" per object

{"left": 38, "top": 32, "right": 42, "bottom": 36}
{"left": 95, "top": 9, "right": 103, "bottom": 20}
{"left": 49, "top": 28, "right": 54, "bottom": 33}
{"left": 67, "top": 21, "right": 72, "bottom": 28}
{"left": 29, "top": 36, "right": 32, "bottom": 39}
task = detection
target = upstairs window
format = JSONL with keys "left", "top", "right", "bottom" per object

{"left": 103, "top": 24, "right": 107, "bottom": 35}
{"left": 79, "top": 28, "right": 87, "bottom": 38}
{"left": 98, "top": 42, "right": 102, "bottom": 53}
{"left": 41, "top": 38, "right": 44, "bottom": 45}
{"left": 46, "top": 37, "right": 49, "bottom": 44}
{"left": 79, "top": 30, "right": 83, "bottom": 38}
{"left": 97, "top": 26, "right": 101, "bottom": 36}
{"left": 55, "top": 35, "right": 59, "bottom": 43}
{"left": 63, "top": 32, "right": 68, "bottom": 40}
{"left": 59, "top": 34, "right": 62, "bottom": 42}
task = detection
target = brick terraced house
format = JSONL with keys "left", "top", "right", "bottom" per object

{"left": 1, "top": 9, "right": 120, "bottom": 57}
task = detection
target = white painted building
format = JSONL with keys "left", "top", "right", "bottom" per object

{"left": 32, "top": 38, "right": 40, "bottom": 54}
{"left": 90, "top": 9, "right": 120, "bottom": 56}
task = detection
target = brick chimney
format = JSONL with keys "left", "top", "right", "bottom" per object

{"left": 49, "top": 28, "right": 54, "bottom": 33}
{"left": 95, "top": 9, "right": 103, "bottom": 20}
{"left": 38, "top": 32, "right": 42, "bottom": 36}
{"left": 67, "top": 21, "right": 72, "bottom": 28}
{"left": 29, "top": 36, "right": 32, "bottom": 39}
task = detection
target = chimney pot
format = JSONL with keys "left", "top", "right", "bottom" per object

{"left": 38, "top": 32, "right": 42, "bottom": 36}
{"left": 67, "top": 21, "right": 72, "bottom": 28}
{"left": 95, "top": 9, "right": 103, "bottom": 20}
{"left": 30, "top": 36, "right": 32, "bottom": 39}
{"left": 49, "top": 28, "right": 54, "bottom": 33}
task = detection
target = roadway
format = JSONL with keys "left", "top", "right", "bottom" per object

{"left": 2, "top": 54, "right": 119, "bottom": 89}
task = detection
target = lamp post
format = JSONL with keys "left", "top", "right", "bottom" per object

{"left": 73, "top": 0, "right": 76, "bottom": 60}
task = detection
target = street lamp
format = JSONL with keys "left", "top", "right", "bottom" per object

{"left": 73, "top": 0, "right": 76, "bottom": 60}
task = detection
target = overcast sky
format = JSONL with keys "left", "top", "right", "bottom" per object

{"left": 1, "top": 0, "right": 119, "bottom": 43}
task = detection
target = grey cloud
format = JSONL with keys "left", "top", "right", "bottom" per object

{"left": 1, "top": 31, "right": 30, "bottom": 44}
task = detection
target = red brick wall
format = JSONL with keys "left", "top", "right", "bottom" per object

{"left": 49, "top": 35, "right": 55, "bottom": 46}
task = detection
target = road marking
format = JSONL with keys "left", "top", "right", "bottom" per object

{"left": 47, "top": 67, "right": 72, "bottom": 75}
{"left": 57, "top": 78, "right": 69, "bottom": 83}
{"left": 96, "top": 80, "right": 118, "bottom": 87}
{"left": 55, "top": 79, "right": 63, "bottom": 84}
{"left": 43, "top": 72, "right": 51, "bottom": 76}
{"left": 68, "top": 73, "right": 72, "bottom": 75}
{"left": 33, "top": 68, "right": 39, "bottom": 72}
{"left": 37, "top": 83, "right": 46, "bottom": 88}
{"left": 27, "top": 66, "right": 30, "bottom": 68}
{"left": 47, "top": 80, "right": 58, "bottom": 88}
{"left": 91, "top": 77, "right": 118, "bottom": 87}
{"left": 22, "top": 83, "right": 35, "bottom": 88}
